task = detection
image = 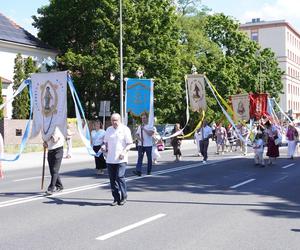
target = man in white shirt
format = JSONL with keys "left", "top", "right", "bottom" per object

{"left": 197, "top": 120, "right": 213, "bottom": 164}
{"left": 133, "top": 114, "right": 154, "bottom": 176}
{"left": 102, "top": 113, "right": 133, "bottom": 206}
{"left": 43, "top": 126, "right": 65, "bottom": 195}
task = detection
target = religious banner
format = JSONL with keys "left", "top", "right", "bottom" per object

{"left": 186, "top": 74, "right": 207, "bottom": 112}
{"left": 231, "top": 93, "right": 250, "bottom": 121}
{"left": 125, "top": 78, "right": 154, "bottom": 126}
{"left": 249, "top": 93, "right": 268, "bottom": 120}
{"left": 30, "top": 71, "right": 68, "bottom": 141}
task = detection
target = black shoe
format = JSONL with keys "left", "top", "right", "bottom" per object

{"left": 132, "top": 170, "right": 141, "bottom": 176}
{"left": 147, "top": 171, "right": 151, "bottom": 175}
{"left": 45, "top": 190, "right": 54, "bottom": 196}
{"left": 119, "top": 198, "right": 127, "bottom": 206}
{"left": 111, "top": 200, "right": 118, "bottom": 206}
{"left": 55, "top": 186, "right": 64, "bottom": 192}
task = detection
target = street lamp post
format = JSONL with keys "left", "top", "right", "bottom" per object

{"left": 119, "top": 0, "right": 124, "bottom": 121}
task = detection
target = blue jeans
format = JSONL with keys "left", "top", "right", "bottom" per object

{"left": 136, "top": 146, "right": 152, "bottom": 173}
{"left": 107, "top": 163, "right": 127, "bottom": 202}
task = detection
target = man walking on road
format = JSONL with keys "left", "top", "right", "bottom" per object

{"left": 43, "top": 127, "right": 65, "bottom": 195}
{"left": 102, "top": 113, "right": 133, "bottom": 206}
{"left": 197, "top": 120, "right": 213, "bottom": 164}
{"left": 133, "top": 114, "right": 154, "bottom": 176}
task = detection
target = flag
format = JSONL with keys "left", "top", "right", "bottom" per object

{"left": 249, "top": 93, "right": 268, "bottom": 120}
{"left": 125, "top": 78, "right": 154, "bottom": 126}
{"left": 231, "top": 93, "right": 250, "bottom": 121}
{"left": 30, "top": 71, "right": 67, "bottom": 141}
{"left": 186, "top": 74, "right": 207, "bottom": 112}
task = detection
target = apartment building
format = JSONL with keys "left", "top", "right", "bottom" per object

{"left": 241, "top": 18, "right": 300, "bottom": 119}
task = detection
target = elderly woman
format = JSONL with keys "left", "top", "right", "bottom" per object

{"left": 286, "top": 124, "right": 299, "bottom": 159}
{"left": 171, "top": 123, "right": 183, "bottom": 162}
{"left": 264, "top": 121, "right": 280, "bottom": 165}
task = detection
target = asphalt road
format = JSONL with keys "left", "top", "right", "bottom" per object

{"left": 0, "top": 144, "right": 300, "bottom": 250}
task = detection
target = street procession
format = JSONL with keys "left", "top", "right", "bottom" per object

{"left": 0, "top": 0, "right": 300, "bottom": 249}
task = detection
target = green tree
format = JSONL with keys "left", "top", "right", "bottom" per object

{"left": 12, "top": 53, "right": 29, "bottom": 119}
{"left": 0, "top": 78, "right": 3, "bottom": 119}
{"left": 33, "top": 0, "right": 184, "bottom": 122}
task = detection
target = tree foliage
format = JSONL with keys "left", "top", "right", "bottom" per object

{"left": 12, "top": 55, "right": 38, "bottom": 119}
{"left": 33, "top": 2, "right": 283, "bottom": 124}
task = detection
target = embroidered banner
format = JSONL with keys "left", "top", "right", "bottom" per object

{"left": 125, "top": 78, "right": 154, "bottom": 127}
{"left": 30, "top": 71, "right": 67, "bottom": 141}
{"left": 231, "top": 94, "right": 250, "bottom": 121}
{"left": 186, "top": 74, "right": 207, "bottom": 112}
{"left": 249, "top": 93, "right": 268, "bottom": 120}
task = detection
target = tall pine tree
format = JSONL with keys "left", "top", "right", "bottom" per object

{"left": 12, "top": 53, "right": 29, "bottom": 119}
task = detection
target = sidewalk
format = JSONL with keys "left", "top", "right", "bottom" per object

{"left": 2, "top": 139, "right": 198, "bottom": 172}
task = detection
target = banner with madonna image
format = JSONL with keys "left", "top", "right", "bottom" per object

{"left": 30, "top": 71, "right": 68, "bottom": 141}
{"left": 231, "top": 93, "right": 250, "bottom": 122}
{"left": 249, "top": 93, "right": 268, "bottom": 120}
{"left": 186, "top": 74, "right": 207, "bottom": 112}
{"left": 125, "top": 78, "right": 154, "bottom": 127}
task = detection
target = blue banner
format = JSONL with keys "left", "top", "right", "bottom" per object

{"left": 126, "top": 78, "right": 152, "bottom": 116}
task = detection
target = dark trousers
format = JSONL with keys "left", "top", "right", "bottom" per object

{"left": 199, "top": 139, "right": 209, "bottom": 161}
{"left": 93, "top": 145, "right": 106, "bottom": 169}
{"left": 136, "top": 146, "right": 152, "bottom": 173}
{"left": 107, "top": 163, "right": 127, "bottom": 202}
{"left": 47, "top": 146, "right": 63, "bottom": 191}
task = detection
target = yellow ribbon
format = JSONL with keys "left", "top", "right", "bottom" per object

{"left": 204, "top": 76, "right": 235, "bottom": 118}
{"left": 180, "top": 110, "right": 205, "bottom": 138}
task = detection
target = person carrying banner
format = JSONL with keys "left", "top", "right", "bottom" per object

{"left": 197, "top": 120, "right": 213, "bottom": 164}
{"left": 133, "top": 114, "right": 154, "bottom": 176}
{"left": 43, "top": 127, "right": 65, "bottom": 195}
{"left": 91, "top": 120, "right": 106, "bottom": 174}
{"left": 101, "top": 113, "right": 133, "bottom": 206}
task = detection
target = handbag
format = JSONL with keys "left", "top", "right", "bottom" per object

{"left": 274, "top": 136, "right": 281, "bottom": 145}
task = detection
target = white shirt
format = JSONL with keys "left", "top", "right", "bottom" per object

{"left": 136, "top": 124, "right": 154, "bottom": 147}
{"left": 104, "top": 124, "right": 133, "bottom": 164}
{"left": 47, "top": 127, "right": 65, "bottom": 150}
{"left": 253, "top": 138, "right": 264, "bottom": 153}
{"left": 91, "top": 129, "right": 106, "bottom": 146}
{"left": 198, "top": 125, "right": 213, "bottom": 141}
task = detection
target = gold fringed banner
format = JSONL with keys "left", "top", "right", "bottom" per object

{"left": 180, "top": 110, "right": 205, "bottom": 138}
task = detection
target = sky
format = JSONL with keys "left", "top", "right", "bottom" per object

{"left": 1, "top": 0, "right": 300, "bottom": 37}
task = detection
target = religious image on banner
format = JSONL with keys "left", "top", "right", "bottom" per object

{"left": 30, "top": 71, "right": 68, "bottom": 141}
{"left": 249, "top": 93, "right": 268, "bottom": 120}
{"left": 186, "top": 74, "right": 207, "bottom": 112}
{"left": 125, "top": 78, "right": 154, "bottom": 126}
{"left": 231, "top": 93, "right": 250, "bottom": 121}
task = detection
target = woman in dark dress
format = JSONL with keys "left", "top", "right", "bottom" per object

{"left": 264, "top": 121, "right": 279, "bottom": 165}
{"left": 171, "top": 123, "right": 183, "bottom": 162}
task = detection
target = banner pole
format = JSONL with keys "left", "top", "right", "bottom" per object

{"left": 41, "top": 147, "right": 46, "bottom": 190}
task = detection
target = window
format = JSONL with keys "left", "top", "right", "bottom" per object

{"left": 251, "top": 30, "right": 258, "bottom": 42}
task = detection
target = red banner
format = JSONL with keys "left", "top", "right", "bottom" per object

{"left": 249, "top": 93, "right": 268, "bottom": 120}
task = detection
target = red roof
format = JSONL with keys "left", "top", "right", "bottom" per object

{"left": 0, "top": 77, "right": 12, "bottom": 84}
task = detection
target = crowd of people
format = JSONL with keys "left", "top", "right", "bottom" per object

{"left": 2, "top": 112, "right": 297, "bottom": 206}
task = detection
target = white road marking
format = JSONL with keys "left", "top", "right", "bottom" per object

{"left": 282, "top": 163, "right": 295, "bottom": 169}
{"left": 13, "top": 176, "right": 50, "bottom": 182}
{"left": 96, "top": 214, "right": 166, "bottom": 241}
{"left": 0, "top": 157, "right": 239, "bottom": 208}
{"left": 230, "top": 178, "right": 256, "bottom": 189}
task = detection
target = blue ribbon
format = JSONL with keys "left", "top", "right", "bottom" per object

{"left": 67, "top": 76, "right": 101, "bottom": 157}
{"left": 0, "top": 79, "right": 33, "bottom": 161}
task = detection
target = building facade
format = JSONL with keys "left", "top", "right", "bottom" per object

{"left": 241, "top": 18, "right": 300, "bottom": 119}
{"left": 0, "top": 12, "right": 57, "bottom": 118}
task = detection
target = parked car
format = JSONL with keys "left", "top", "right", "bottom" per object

{"left": 155, "top": 124, "right": 175, "bottom": 148}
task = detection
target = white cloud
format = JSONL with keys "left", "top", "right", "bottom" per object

{"left": 241, "top": 0, "right": 300, "bottom": 30}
